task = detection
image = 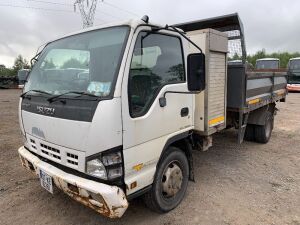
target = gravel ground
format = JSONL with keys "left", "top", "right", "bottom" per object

{"left": 0, "top": 89, "right": 299, "bottom": 225}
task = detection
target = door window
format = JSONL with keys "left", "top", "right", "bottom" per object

{"left": 128, "top": 32, "right": 185, "bottom": 117}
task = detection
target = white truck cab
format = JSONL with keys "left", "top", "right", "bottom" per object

{"left": 17, "top": 14, "right": 287, "bottom": 218}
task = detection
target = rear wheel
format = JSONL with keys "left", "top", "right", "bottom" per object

{"left": 254, "top": 111, "right": 274, "bottom": 143}
{"left": 143, "top": 147, "right": 189, "bottom": 213}
{"left": 244, "top": 124, "right": 255, "bottom": 141}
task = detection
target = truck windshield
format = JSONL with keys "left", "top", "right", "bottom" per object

{"left": 256, "top": 60, "right": 279, "bottom": 69}
{"left": 25, "top": 26, "right": 129, "bottom": 98}
{"left": 289, "top": 59, "right": 300, "bottom": 70}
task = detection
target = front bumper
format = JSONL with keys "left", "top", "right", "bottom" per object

{"left": 287, "top": 85, "right": 300, "bottom": 92}
{"left": 18, "top": 146, "right": 128, "bottom": 218}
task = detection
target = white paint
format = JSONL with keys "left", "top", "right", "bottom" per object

{"left": 120, "top": 26, "right": 194, "bottom": 193}
{"left": 21, "top": 98, "right": 122, "bottom": 157}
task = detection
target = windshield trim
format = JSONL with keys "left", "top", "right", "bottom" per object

{"left": 25, "top": 25, "right": 131, "bottom": 101}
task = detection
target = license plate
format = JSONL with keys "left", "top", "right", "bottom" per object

{"left": 39, "top": 169, "right": 53, "bottom": 194}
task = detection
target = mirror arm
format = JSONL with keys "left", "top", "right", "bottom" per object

{"left": 149, "top": 24, "right": 203, "bottom": 54}
{"left": 167, "top": 25, "right": 203, "bottom": 54}
{"left": 30, "top": 51, "right": 42, "bottom": 68}
{"left": 159, "top": 90, "right": 202, "bottom": 107}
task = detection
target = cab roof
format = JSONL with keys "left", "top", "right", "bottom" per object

{"left": 46, "top": 19, "right": 162, "bottom": 46}
{"left": 289, "top": 57, "right": 300, "bottom": 61}
{"left": 256, "top": 58, "right": 280, "bottom": 61}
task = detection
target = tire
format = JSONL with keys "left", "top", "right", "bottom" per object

{"left": 143, "top": 147, "right": 189, "bottom": 213}
{"left": 244, "top": 124, "right": 255, "bottom": 141}
{"left": 254, "top": 111, "right": 274, "bottom": 143}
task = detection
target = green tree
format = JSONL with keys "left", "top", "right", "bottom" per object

{"left": 231, "top": 53, "right": 242, "bottom": 60}
{"left": 247, "top": 49, "right": 300, "bottom": 68}
{"left": 0, "top": 64, "right": 15, "bottom": 77}
{"left": 168, "top": 64, "right": 184, "bottom": 81}
{"left": 61, "top": 58, "right": 87, "bottom": 69}
{"left": 43, "top": 58, "right": 56, "bottom": 69}
{"left": 13, "top": 55, "right": 30, "bottom": 73}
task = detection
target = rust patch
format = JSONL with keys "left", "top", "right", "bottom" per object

{"left": 19, "top": 156, "right": 37, "bottom": 175}
{"left": 52, "top": 177, "right": 121, "bottom": 218}
{"left": 67, "top": 183, "right": 79, "bottom": 194}
{"left": 19, "top": 155, "right": 127, "bottom": 219}
{"left": 111, "top": 205, "right": 126, "bottom": 213}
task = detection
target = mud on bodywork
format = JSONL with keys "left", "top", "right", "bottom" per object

{"left": 18, "top": 147, "right": 128, "bottom": 218}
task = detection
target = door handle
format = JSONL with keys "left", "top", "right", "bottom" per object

{"left": 181, "top": 107, "right": 189, "bottom": 117}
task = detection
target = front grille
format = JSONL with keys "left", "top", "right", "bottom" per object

{"left": 40, "top": 143, "right": 61, "bottom": 161}
{"left": 30, "top": 139, "right": 37, "bottom": 151}
{"left": 26, "top": 134, "right": 85, "bottom": 171}
{"left": 67, "top": 153, "right": 79, "bottom": 166}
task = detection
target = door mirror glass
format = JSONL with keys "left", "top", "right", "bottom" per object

{"left": 18, "top": 69, "right": 31, "bottom": 85}
{"left": 187, "top": 53, "right": 205, "bottom": 91}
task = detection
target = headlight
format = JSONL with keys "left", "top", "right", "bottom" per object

{"left": 107, "top": 167, "right": 123, "bottom": 180}
{"left": 102, "top": 152, "right": 122, "bottom": 166}
{"left": 86, "top": 149, "right": 123, "bottom": 180}
{"left": 86, "top": 159, "right": 107, "bottom": 180}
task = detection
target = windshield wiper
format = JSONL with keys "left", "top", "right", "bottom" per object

{"left": 21, "top": 90, "right": 52, "bottom": 99}
{"left": 47, "top": 91, "right": 98, "bottom": 103}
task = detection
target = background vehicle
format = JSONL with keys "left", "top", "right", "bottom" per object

{"left": 287, "top": 57, "right": 300, "bottom": 92}
{"left": 256, "top": 58, "right": 280, "bottom": 70}
{"left": 17, "top": 13, "right": 287, "bottom": 218}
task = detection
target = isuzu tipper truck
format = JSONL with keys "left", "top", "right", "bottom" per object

{"left": 18, "top": 13, "right": 287, "bottom": 218}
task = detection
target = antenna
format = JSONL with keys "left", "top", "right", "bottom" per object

{"left": 74, "top": 0, "right": 101, "bottom": 28}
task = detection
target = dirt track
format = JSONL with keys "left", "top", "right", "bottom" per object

{"left": 0, "top": 89, "right": 299, "bottom": 225}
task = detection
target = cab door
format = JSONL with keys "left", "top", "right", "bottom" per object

{"left": 121, "top": 28, "right": 193, "bottom": 192}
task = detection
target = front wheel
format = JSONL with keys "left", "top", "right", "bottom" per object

{"left": 143, "top": 147, "right": 189, "bottom": 213}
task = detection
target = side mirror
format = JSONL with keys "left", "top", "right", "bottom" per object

{"left": 18, "top": 69, "right": 31, "bottom": 84}
{"left": 187, "top": 53, "right": 205, "bottom": 91}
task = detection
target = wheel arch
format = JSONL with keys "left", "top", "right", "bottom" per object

{"left": 248, "top": 103, "right": 276, "bottom": 126}
{"left": 157, "top": 131, "right": 195, "bottom": 181}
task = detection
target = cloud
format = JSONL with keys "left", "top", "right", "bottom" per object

{"left": 0, "top": 0, "right": 299, "bottom": 67}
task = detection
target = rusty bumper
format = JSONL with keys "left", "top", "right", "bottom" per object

{"left": 18, "top": 146, "right": 128, "bottom": 218}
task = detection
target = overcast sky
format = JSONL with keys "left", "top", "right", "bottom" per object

{"left": 0, "top": 0, "right": 299, "bottom": 67}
